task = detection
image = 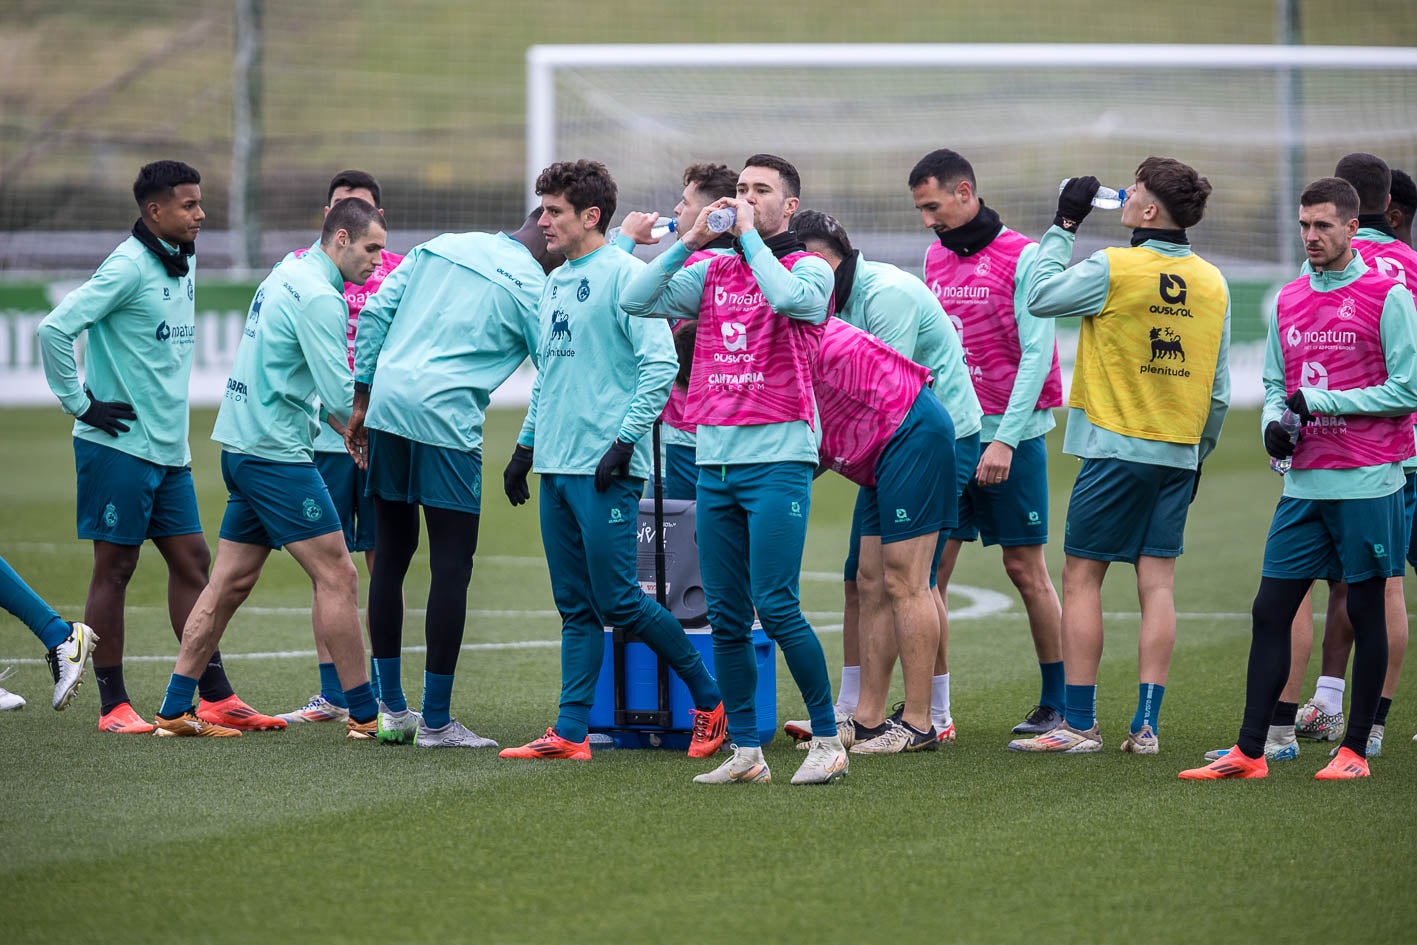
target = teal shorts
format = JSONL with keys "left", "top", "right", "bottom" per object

{"left": 315, "top": 450, "right": 377, "bottom": 553}
{"left": 219, "top": 451, "right": 342, "bottom": 549}
{"left": 73, "top": 438, "right": 202, "bottom": 546}
{"left": 1063, "top": 457, "right": 1194, "bottom": 563}
{"left": 365, "top": 429, "right": 482, "bottom": 514}
{"left": 856, "top": 390, "right": 957, "bottom": 544}
{"left": 1404, "top": 471, "right": 1417, "bottom": 570}
{"left": 952, "top": 434, "right": 1050, "bottom": 547}
{"left": 1262, "top": 490, "right": 1406, "bottom": 583}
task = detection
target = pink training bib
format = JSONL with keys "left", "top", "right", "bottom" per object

{"left": 814, "top": 318, "right": 932, "bottom": 487}
{"left": 925, "top": 230, "right": 1062, "bottom": 414}
{"left": 1278, "top": 267, "right": 1413, "bottom": 469}
{"left": 685, "top": 251, "right": 825, "bottom": 428}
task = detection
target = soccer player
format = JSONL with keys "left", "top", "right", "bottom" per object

{"left": 1181, "top": 177, "right": 1417, "bottom": 781}
{"left": 344, "top": 209, "right": 558, "bottom": 749}
{"left": 278, "top": 170, "right": 405, "bottom": 726}
{"left": 0, "top": 554, "right": 98, "bottom": 711}
{"left": 612, "top": 163, "right": 739, "bottom": 500}
{"left": 498, "top": 159, "right": 725, "bottom": 762}
{"left": 1009, "top": 159, "right": 1230, "bottom": 755}
{"left": 1273, "top": 154, "right": 1417, "bottom": 760}
{"left": 1387, "top": 168, "right": 1415, "bottom": 246}
{"left": 150, "top": 198, "right": 388, "bottom": 738}
{"left": 909, "top": 150, "right": 1068, "bottom": 740}
{"left": 37, "top": 160, "right": 279, "bottom": 734}
{"left": 622, "top": 154, "right": 848, "bottom": 786}
{"left": 785, "top": 209, "right": 979, "bottom": 749}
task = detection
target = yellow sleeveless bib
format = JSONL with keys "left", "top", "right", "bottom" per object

{"left": 1068, "top": 247, "right": 1227, "bottom": 444}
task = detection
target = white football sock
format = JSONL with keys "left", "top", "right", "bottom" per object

{"left": 834, "top": 665, "right": 860, "bottom": 716}
{"left": 1313, "top": 675, "right": 1345, "bottom": 715}
{"left": 932, "top": 673, "right": 951, "bottom": 729}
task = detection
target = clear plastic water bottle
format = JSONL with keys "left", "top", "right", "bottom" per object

{"left": 1058, "top": 179, "right": 1127, "bottom": 210}
{"left": 706, "top": 207, "right": 737, "bottom": 233}
{"left": 607, "top": 217, "right": 676, "bottom": 243}
{"left": 1270, "top": 408, "right": 1302, "bottom": 475}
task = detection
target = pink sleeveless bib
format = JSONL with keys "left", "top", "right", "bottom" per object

{"left": 684, "top": 251, "right": 825, "bottom": 428}
{"left": 925, "top": 231, "right": 1062, "bottom": 413}
{"left": 1278, "top": 267, "right": 1413, "bottom": 469}
{"left": 814, "top": 319, "right": 931, "bottom": 486}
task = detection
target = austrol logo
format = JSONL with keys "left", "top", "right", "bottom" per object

{"left": 721, "top": 321, "right": 748, "bottom": 352}
{"left": 1301, "top": 360, "right": 1329, "bottom": 389}
{"left": 1150, "top": 273, "right": 1191, "bottom": 317}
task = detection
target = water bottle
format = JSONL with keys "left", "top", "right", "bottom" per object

{"left": 706, "top": 207, "right": 737, "bottom": 233}
{"left": 1058, "top": 179, "right": 1127, "bottom": 210}
{"left": 1270, "top": 408, "right": 1302, "bottom": 475}
{"left": 607, "top": 216, "right": 676, "bottom": 243}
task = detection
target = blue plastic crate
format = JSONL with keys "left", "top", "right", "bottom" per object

{"left": 587, "top": 626, "right": 776, "bottom": 749}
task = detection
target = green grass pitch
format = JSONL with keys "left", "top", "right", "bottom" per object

{"left": 3, "top": 405, "right": 1416, "bottom": 944}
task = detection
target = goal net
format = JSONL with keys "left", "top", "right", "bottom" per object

{"left": 530, "top": 43, "right": 1417, "bottom": 275}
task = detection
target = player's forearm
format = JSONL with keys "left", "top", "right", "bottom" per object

{"left": 35, "top": 321, "right": 88, "bottom": 415}
{"left": 619, "top": 360, "right": 675, "bottom": 443}
{"left": 1024, "top": 229, "right": 1107, "bottom": 319}
{"left": 741, "top": 232, "right": 829, "bottom": 322}
{"left": 621, "top": 243, "right": 694, "bottom": 318}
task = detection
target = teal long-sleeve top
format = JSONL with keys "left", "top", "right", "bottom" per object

{"left": 211, "top": 246, "right": 353, "bottom": 463}
{"left": 841, "top": 252, "right": 982, "bottom": 440}
{"left": 619, "top": 230, "right": 833, "bottom": 466}
{"left": 37, "top": 235, "right": 197, "bottom": 467}
{"left": 1026, "top": 226, "right": 1231, "bottom": 471}
{"left": 517, "top": 243, "right": 677, "bottom": 479}
{"left": 354, "top": 232, "right": 546, "bottom": 455}
{"left": 1263, "top": 253, "right": 1417, "bottom": 501}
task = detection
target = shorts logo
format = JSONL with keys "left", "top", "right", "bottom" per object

{"left": 102, "top": 503, "right": 118, "bottom": 528}
{"left": 894, "top": 508, "right": 909, "bottom": 523}
{"left": 1028, "top": 510, "right": 1041, "bottom": 524}
{"left": 609, "top": 507, "right": 625, "bottom": 525}
{"left": 1373, "top": 543, "right": 1386, "bottom": 557}
{"left": 156, "top": 321, "right": 171, "bottom": 341}
{"left": 301, "top": 498, "right": 322, "bottom": 522}
{"left": 789, "top": 500, "right": 802, "bottom": 518}
{"left": 471, "top": 476, "right": 481, "bottom": 500}
{"left": 576, "top": 277, "right": 591, "bottom": 303}
{"left": 186, "top": 278, "right": 195, "bottom": 301}
{"left": 1159, "top": 273, "right": 1187, "bottom": 305}
{"left": 1149, "top": 326, "right": 1185, "bottom": 362}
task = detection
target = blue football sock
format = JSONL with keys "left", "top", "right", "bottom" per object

{"left": 1132, "top": 683, "right": 1165, "bottom": 735}
{"left": 158, "top": 674, "right": 199, "bottom": 719}
{"left": 554, "top": 705, "right": 590, "bottom": 744}
{"left": 318, "top": 662, "right": 348, "bottom": 708}
{"left": 1039, "top": 660, "right": 1065, "bottom": 713}
{"left": 421, "top": 671, "right": 454, "bottom": 730}
{"left": 0, "top": 555, "right": 68, "bottom": 646}
{"left": 1065, "top": 683, "right": 1097, "bottom": 732}
{"left": 343, "top": 682, "right": 377, "bottom": 724}
{"left": 374, "top": 657, "right": 405, "bottom": 712}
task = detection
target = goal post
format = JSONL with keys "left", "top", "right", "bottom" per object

{"left": 527, "top": 42, "right": 1417, "bottom": 274}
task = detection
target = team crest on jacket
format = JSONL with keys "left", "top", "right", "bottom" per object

{"left": 576, "top": 277, "right": 590, "bottom": 302}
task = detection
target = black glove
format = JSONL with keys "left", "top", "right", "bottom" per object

{"left": 1054, "top": 176, "right": 1101, "bottom": 232}
{"left": 77, "top": 386, "right": 136, "bottom": 437}
{"left": 1264, "top": 421, "right": 1298, "bottom": 460}
{"left": 503, "top": 445, "right": 534, "bottom": 506}
{"left": 1190, "top": 464, "right": 1202, "bottom": 504}
{"left": 594, "top": 439, "right": 635, "bottom": 492}
{"left": 1285, "top": 390, "right": 1315, "bottom": 425}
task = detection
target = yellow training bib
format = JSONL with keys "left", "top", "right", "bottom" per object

{"left": 1068, "top": 247, "right": 1227, "bottom": 444}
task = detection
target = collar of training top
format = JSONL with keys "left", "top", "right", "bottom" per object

{"left": 734, "top": 228, "right": 806, "bottom": 260}
{"left": 132, "top": 218, "right": 195, "bottom": 277}
{"left": 1130, "top": 227, "right": 1189, "bottom": 247}
{"left": 934, "top": 200, "right": 1004, "bottom": 258}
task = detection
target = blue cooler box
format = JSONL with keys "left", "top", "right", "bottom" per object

{"left": 587, "top": 626, "right": 777, "bottom": 749}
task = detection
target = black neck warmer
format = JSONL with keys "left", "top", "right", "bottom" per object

{"left": 132, "top": 218, "right": 194, "bottom": 277}
{"left": 832, "top": 251, "right": 860, "bottom": 314}
{"left": 1358, "top": 213, "right": 1398, "bottom": 239}
{"left": 737, "top": 229, "right": 806, "bottom": 260}
{"left": 934, "top": 201, "right": 1005, "bottom": 258}
{"left": 1130, "top": 227, "right": 1189, "bottom": 247}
